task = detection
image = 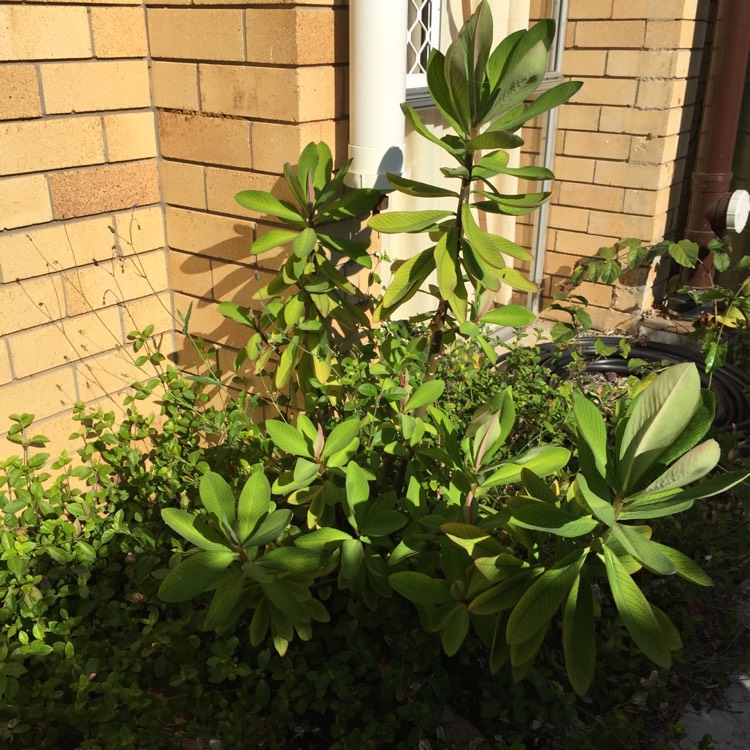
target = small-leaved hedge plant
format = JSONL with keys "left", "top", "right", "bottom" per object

{"left": 160, "top": 0, "right": 748, "bottom": 699}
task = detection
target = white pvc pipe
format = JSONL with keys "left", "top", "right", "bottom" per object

{"left": 346, "top": 0, "right": 409, "bottom": 190}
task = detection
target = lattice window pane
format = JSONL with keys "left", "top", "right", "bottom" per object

{"left": 406, "top": 0, "right": 441, "bottom": 91}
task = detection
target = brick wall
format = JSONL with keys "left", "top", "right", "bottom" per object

{"left": 150, "top": 0, "right": 347, "bottom": 381}
{"left": 523, "top": 0, "right": 713, "bottom": 331}
{"left": 0, "top": 1, "right": 171, "bottom": 456}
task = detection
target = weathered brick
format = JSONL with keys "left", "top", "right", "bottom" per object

{"left": 8, "top": 307, "right": 123, "bottom": 378}
{"left": 623, "top": 186, "right": 675, "bottom": 216}
{"left": 204, "top": 166, "right": 286, "bottom": 217}
{"left": 0, "top": 6, "right": 91, "bottom": 61}
{"left": 0, "top": 368, "right": 77, "bottom": 426}
{"left": 611, "top": 0, "right": 702, "bottom": 19}
{"left": 160, "top": 160, "right": 206, "bottom": 210}
{"left": 0, "top": 275, "right": 66, "bottom": 335}
{"left": 606, "top": 49, "right": 695, "bottom": 78}
{"left": 563, "top": 131, "right": 631, "bottom": 161}
{"left": 114, "top": 205, "right": 165, "bottom": 255}
{"left": 567, "top": 77, "right": 638, "bottom": 107}
{"left": 595, "top": 159, "right": 674, "bottom": 190}
{"left": 630, "top": 133, "right": 686, "bottom": 165}
{"left": 246, "top": 7, "right": 346, "bottom": 65}
{"left": 104, "top": 112, "right": 158, "bottom": 162}
{"left": 165, "top": 206, "right": 254, "bottom": 262}
{"left": 0, "top": 65, "right": 41, "bottom": 120}
{"left": 548, "top": 205, "right": 590, "bottom": 233}
{"left": 558, "top": 182, "right": 624, "bottom": 212}
{"left": 644, "top": 20, "right": 704, "bottom": 49}
{"left": 63, "top": 249, "right": 168, "bottom": 316}
{"left": 599, "top": 105, "right": 688, "bottom": 136}
{"left": 91, "top": 7, "right": 149, "bottom": 58}
{"left": 157, "top": 111, "right": 252, "bottom": 168}
{"left": 251, "top": 120, "right": 343, "bottom": 174}
{"left": 199, "top": 64, "right": 342, "bottom": 122}
{"left": 150, "top": 61, "right": 199, "bottom": 110}
{"left": 49, "top": 160, "right": 160, "bottom": 220}
{"left": 587, "top": 210, "right": 661, "bottom": 242}
{"left": 567, "top": 0, "right": 613, "bottom": 19}
{"left": 574, "top": 20, "right": 645, "bottom": 48}
{"left": 636, "top": 78, "right": 696, "bottom": 110}
{"left": 168, "top": 249, "right": 213, "bottom": 299}
{"left": 0, "top": 174, "right": 52, "bottom": 230}
{"left": 562, "top": 49, "right": 607, "bottom": 77}
{"left": 0, "top": 216, "right": 116, "bottom": 281}
{"left": 552, "top": 156, "right": 596, "bottom": 183}
{"left": 147, "top": 8, "right": 244, "bottom": 61}
{"left": 0, "top": 117, "right": 104, "bottom": 177}
{"left": 41, "top": 60, "right": 151, "bottom": 114}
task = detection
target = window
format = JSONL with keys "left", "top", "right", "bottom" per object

{"left": 406, "top": 0, "right": 442, "bottom": 108}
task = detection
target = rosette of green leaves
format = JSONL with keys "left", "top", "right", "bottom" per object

{"left": 159, "top": 470, "right": 331, "bottom": 656}
{"left": 369, "top": 0, "right": 581, "bottom": 328}
{"left": 220, "top": 142, "right": 381, "bottom": 396}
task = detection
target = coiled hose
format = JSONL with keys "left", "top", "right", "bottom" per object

{"left": 522, "top": 337, "right": 750, "bottom": 432}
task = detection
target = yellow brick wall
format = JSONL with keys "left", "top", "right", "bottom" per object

{"left": 0, "top": 0, "right": 170, "bottom": 458}
{"left": 523, "top": 0, "right": 713, "bottom": 332}
{"left": 149, "top": 0, "right": 347, "bottom": 382}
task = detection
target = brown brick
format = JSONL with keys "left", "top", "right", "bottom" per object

{"left": 104, "top": 112, "right": 158, "bottom": 162}
{"left": 561, "top": 49, "right": 607, "bottom": 77}
{"left": 568, "top": 77, "right": 638, "bottom": 107}
{"left": 0, "top": 275, "right": 66, "bottom": 335}
{"left": 204, "top": 167, "right": 286, "bottom": 218}
{"left": 0, "top": 65, "right": 41, "bottom": 120}
{"left": 8, "top": 307, "right": 123, "bottom": 378}
{"left": 165, "top": 206, "right": 254, "bottom": 262}
{"left": 157, "top": 111, "right": 252, "bottom": 168}
{"left": 63, "top": 249, "right": 168, "bottom": 316}
{"left": 0, "top": 342, "right": 11, "bottom": 385}
{"left": 41, "top": 60, "right": 151, "bottom": 114}
{"left": 558, "top": 182, "right": 624, "bottom": 212}
{"left": 168, "top": 249, "right": 213, "bottom": 299}
{"left": 0, "top": 368, "right": 77, "bottom": 426}
{"left": 147, "top": 8, "right": 244, "bottom": 61}
{"left": 552, "top": 156, "right": 596, "bottom": 183}
{"left": 0, "top": 174, "right": 52, "bottom": 230}
{"left": 0, "top": 6, "right": 91, "bottom": 61}
{"left": 563, "top": 131, "right": 631, "bottom": 160}
{"left": 150, "top": 61, "right": 199, "bottom": 110}
{"left": 49, "top": 160, "right": 160, "bottom": 220}
{"left": 91, "top": 7, "right": 149, "bottom": 58}
{"left": 574, "top": 20, "right": 645, "bottom": 48}
{"left": 644, "top": 20, "right": 703, "bottom": 49}
{"left": 0, "top": 216, "right": 116, "bottom": 282}
{"left": 0, "top": 117, "right": 104, "bottom": 177}
{"left": 567, "top": 0, "right": 613, "bottom": 18}
{"left": 114, "top": 205, "right": 165, "bottom": 255}
{"left": 246, "top": 7, "right": 346, "bottom": 65}
{"left": 594, "top": 160, "right": 674, "bottom": 190}
{"left": 160, "top": 160, "right": 206, "bottom": 210}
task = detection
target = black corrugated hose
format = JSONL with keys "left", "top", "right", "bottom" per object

{"left": 520, "top": 337, "right": 750, "bottom": 432}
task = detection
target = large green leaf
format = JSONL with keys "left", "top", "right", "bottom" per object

{"left": 238, "top": 471, "right": 272, "bottom": 543}
{"left": 265, "top": 420, "right": 312, "bottom": 458}
{"left": 506, "top": 550, "right": 586, "bottom": 645}
{"left": 441, "top": 523, "right": 504, "bottom": 558}
{"left": 573, "top": 392, "right": 608, "bottom": 479}
{"left": 345, "top": 461, "right": 370, "bottom": 512}
{"left": 654, "top": 389, "right": 715, "bottom": 468}
{"left": 295, "top": 528, "right": 353, "bottom": 550}
{"left": 609, "top": 523, "right": 676, "bottom": 575}
{"left": 389, "top": 571, "right": 453, "bottom": 605}
{"left": 602, "top": 546, "right": 672, "bottom": 668}
{"left": 317, "top": 188, "right": 380, "bottom": 223}
{"left": 469, "top": 130, "right": 523, "bottom": 152}
{"left": 318, "top": 232, "right": 372, "bottom": 269}
{"left": 508, "top": 499, "right": 598, "bottom": 538}
{"left": 235, "top": 190, "right": 305, "bottom": 225}
{"left": 370, "top": 210, "right": 452, "bottom": 234}
{"left": 401, "top": 101, "right": 462, "bottom": 157}
{"left": 468, "top": 568, "right": 543, "bottom": 615}
{"left": 250, "top": 229, "right": 299, "bottom": 255}
{"left": 498, "top": 267, "right": 539, "bottom": 293}
{"left": 404, "top": 380, "right": 445, "bottom": 412}
{"left": 158, "top": 550, "right": 237, "bottom": 603}
{"left": 161, "top": 509, "right": 231, "bottom": 552}
{"left": 440, "top": 603, "right": 471, "bottom": 657}
{"left": 260, "top": 547, "right": 325, "bottom": 573}
{"left": 650, "top": 542, "right": 712, "bottom": 586}
{"left": 387, "top": 173, "right": 459, "bottom": 199}
{"left": 380, "top": 248, "right": 436, "bottom": 311}
{"left": 244, "top": 509, "right": 293, "bottom": 548}
{"left": 640, "top": 440, "right": 721, "bottom": 496}
{"left": 462, "top": 205, "right": 506, "bottom": 269}
{"left": 493, "top": 80, "right": 583, "bottom": 133}
{"left": 482, "top": 445, "right": 570, "bottom": 488}
{"left": 618, "top": 363, "right": 701, "bottom": 492}
{"left": 434, "top": 231, "right": 458, "bottom": 300}
{"left": 478, "top": 304, "right": 535, "bottom": 328}
{"left": 563, "top": 568, "right": 596, "bottom": 695}
{"left": 474, "top": 553, "right": 525, "bottom": 583}
{"left": 321, "top": 418, "right": 360, "bottom": 461}
{"left": 576, "top": 474, "right": 615, "bottom": 527}
{"left": 200, "top": 472, "right": 236, "bottom": 528}
{"left": 203, "top": 571, "right": 246, "bottom": 631}
{"left": 425, "top": 49, "right": 468, "bottom": 136}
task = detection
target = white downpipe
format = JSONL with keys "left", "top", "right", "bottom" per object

{"left": 345, "top": 0, "right": 409, "bottom": 190}
{"left": 528, "top": 0, "right": 569, "bottom": 313}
